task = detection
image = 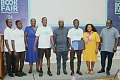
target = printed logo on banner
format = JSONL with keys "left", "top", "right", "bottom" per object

{"left": 1, "top": 0, "right": 18, "bottom": 19}
{"left": 115, "top": 0, "right": 120, "bottom": 14}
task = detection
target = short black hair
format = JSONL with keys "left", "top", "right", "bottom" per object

{"left": 15, "top": 20, "right": 21, "bottom": 25}
{"left": 30, "top": 18, "right": 36, "bottom": 22}
{"left": 85, "top": 24, "right": 97, "bottom": 32}
{"left": 73, "top": 19, "right": 79, "bottom": 23}
{"left": 107, "top": 19, "right": 112, "bottom": 24}
{"left": 42, "top": 17, "right": 47, "bottom": 21}
{"left": 6, "top": 19, "right": 11, "bottom": 23}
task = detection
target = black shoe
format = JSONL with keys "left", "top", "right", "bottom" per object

{"left": 12, "top": 70, "right": 16, "bottom": 73}
{"left": 28, "top": 70, "right": 32, "bottom": 74}
{"left": 97, "top": 70, "right": 105, "bottom": 73}
{"left": 15, "top": 72, "right": 23, "bottom": 77}
{"left": 39, "top": 71, "right": 43, "bottom": 77}
{"left": 106, "top": 71, "right": 110, "bottom": 76}
{"left": 57, "top": 71, "right": 60, "bottom": 75}
{"left": 74, "top": 57, "right": 76, "bottom": 60}
{"left": 76, "top": 70, "right": 83, "bottom": 75}
{"left": 36, "top": 70, "right": 40, "bottom": 73}
{"left": 47, "top": 70, "right": 53, "bottom": 76}
{"left": 63, "top": 71, "right": 68, "bottom": 75}
{"left": 20, "top": 71, "right": 27, "bottom": 76}
{"left": 8, "top": 72, "right": 14, "bottom": 77}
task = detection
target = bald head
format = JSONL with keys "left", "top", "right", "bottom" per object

{"left": 58, "top": 20, "right": 64, "bottom": 23}
{"left": 106, "top": 19, "right": 112, "bottom": 28}
{"left": 58, "top": 20, "right": 64, "bottom": 28}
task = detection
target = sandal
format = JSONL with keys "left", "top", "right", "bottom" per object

{"left": 86, "top": 71, "right": 90, "bottom": 74}
{"left": 90, "top": 71, "right": 94, "bottom": 75}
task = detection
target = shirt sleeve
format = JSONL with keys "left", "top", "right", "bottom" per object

{"left": 81, "top": 29, "right": 84, "bottom": 38}
{"left": 35, "top": 27, "right": 40, "bottom": 36}
{"left": 53, "top": 30, "right": 56, "bottom": 44}
{"left": 67, "top": 30, "right": 71, "bottom": 38}
{"left": 50, "top": 27, "right": 53, "bottom": 36}
{"left": 100, "top": 29, "right": 103, "bottom": 37}
{"left": 115, "top": 29, "right": 120, "bottom": 38}
{"left": 95, "top": 32, "right": 100, "bottom": 42}
{"left": 4, "top": 29, "right": 9, "bottom": 40}
{"left": 25, "top": 27, "right": 29, "bottom": 33}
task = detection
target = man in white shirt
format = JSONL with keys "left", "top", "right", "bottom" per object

{"left": 67, "top": 19, "right": 84, "bottom": 76}
{"left": 11, "top": 20, "right": 27, "bottom": 77}
{"left": 34, "top": 17, "right": 55, "bottom": 77}
{"left": 4, "top": 19, "right": 15, "bottom": 77}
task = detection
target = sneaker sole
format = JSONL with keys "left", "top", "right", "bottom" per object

{"left": 15, "top": 75, "right": 23, "bottom": 77}
{"left": 47, "top": 73, "right": 53, "bottom": 76}
{"left": 39, "top": 73, "right": 43, "bottom": 77}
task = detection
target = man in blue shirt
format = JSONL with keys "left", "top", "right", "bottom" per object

{"left": 98, "top": 19, "right": 120, "bottom": 75}
{"left": 53, "top": 20, "right": 69, "bottom": 75}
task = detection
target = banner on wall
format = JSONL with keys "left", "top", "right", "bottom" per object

{"left": 108, "top": 0, "right": 120, "bottom": 31}
{"left": 0, "top": 0, "right": 28, "bottom": 34}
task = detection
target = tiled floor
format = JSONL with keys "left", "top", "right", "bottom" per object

{"left": 4, "top": 59, "right": 120, "bottom": 80}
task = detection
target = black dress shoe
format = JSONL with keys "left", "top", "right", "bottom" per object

{"left": 63, "top": 71, "right": 67, "bottom": 75}
{"left": 57, "top": 71, "right": 60, "bottom": 75}
{"left": 12, "top": 70, "right": 16, "bottom": 73}
{"left": 47, "top": 70, "right": 53, "bottom": 76}
{"left": 8, "top": 72, "right": 14, "bottom": 77}
{"left": 97, "top": 70, "right": 105, "bottom": 73}
{"left": 15, "top": 71, "right": 23, "bottom": 77}
{"left": 28, "top": 70, "right": 32, "bottom": 74}
{"left": 39, "top": 71, "right": 43, "bottom": 77}
{"left": 20, "top": 71, "right": 27, "bottom": 76}
{"left": 106, "top": 71, "right": 110, "bottom": 75}
{"left": 76, "top": 70, "right": 83, "bottom": 75}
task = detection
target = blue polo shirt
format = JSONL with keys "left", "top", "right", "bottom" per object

{"left": 100, "top": 27, "right": 120, "bottom": 53}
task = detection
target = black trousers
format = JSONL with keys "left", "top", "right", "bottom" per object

{"left": 5, "top": 52, "right": 15, "bottom": 73}
{"left": 70, "top": 50, "right": 82, "bottom": 72}
{"left": 100, "top": 51, "right": 114, "bottom": 71}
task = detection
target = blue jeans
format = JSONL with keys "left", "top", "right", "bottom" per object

{"left": 56, "top": 51, "right": 68, "bottom": 71}
{"left": 100, "top": 51, "right": 114, "bottom": 71}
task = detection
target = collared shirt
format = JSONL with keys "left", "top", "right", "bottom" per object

{"left": 67, "top": 27, "right": 83, "bottom": 43}
{"left": 53, "top": 27, "right": 69, "bottom": 52}
{"left": 35, "top": 26, "right": 53, "bottom": 48}
{"left": 100, "top": 27, "right": 120, "bottom": 53}
{"left": 4, "top": 27, "right": 13, "bottom": 52}
{"left": 12, "top": 28, "right": 25, "bottom": 52}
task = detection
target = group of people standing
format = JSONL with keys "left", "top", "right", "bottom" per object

{"left": 4, "top": 17, "right": 119, "bottom": 78}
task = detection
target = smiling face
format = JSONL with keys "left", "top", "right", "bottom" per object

{"left": 16, "top": 21, "right": 22, "bottom": 29}
{"left": 85, "top": 24, "right": 97, "bottom": 32}
{"left": 42, "top": 17, "right": 47, "bottom": 26}
{"left": 6, "top": 19, "right": 12, "bottom": 28}
{"left": 58, "top": 20, "right": 64, "bottom": 28}
{"left": 73, "top": 19, "right": 79, "bottom": 29}
{"left": 87, "top": 25, "right": 92, "bottom": 32}
{"left": 31, "top": 18, "right": 36, "bottom": 26}
{"left": 106, "top": 20, "right": 112, "bottom": 28}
